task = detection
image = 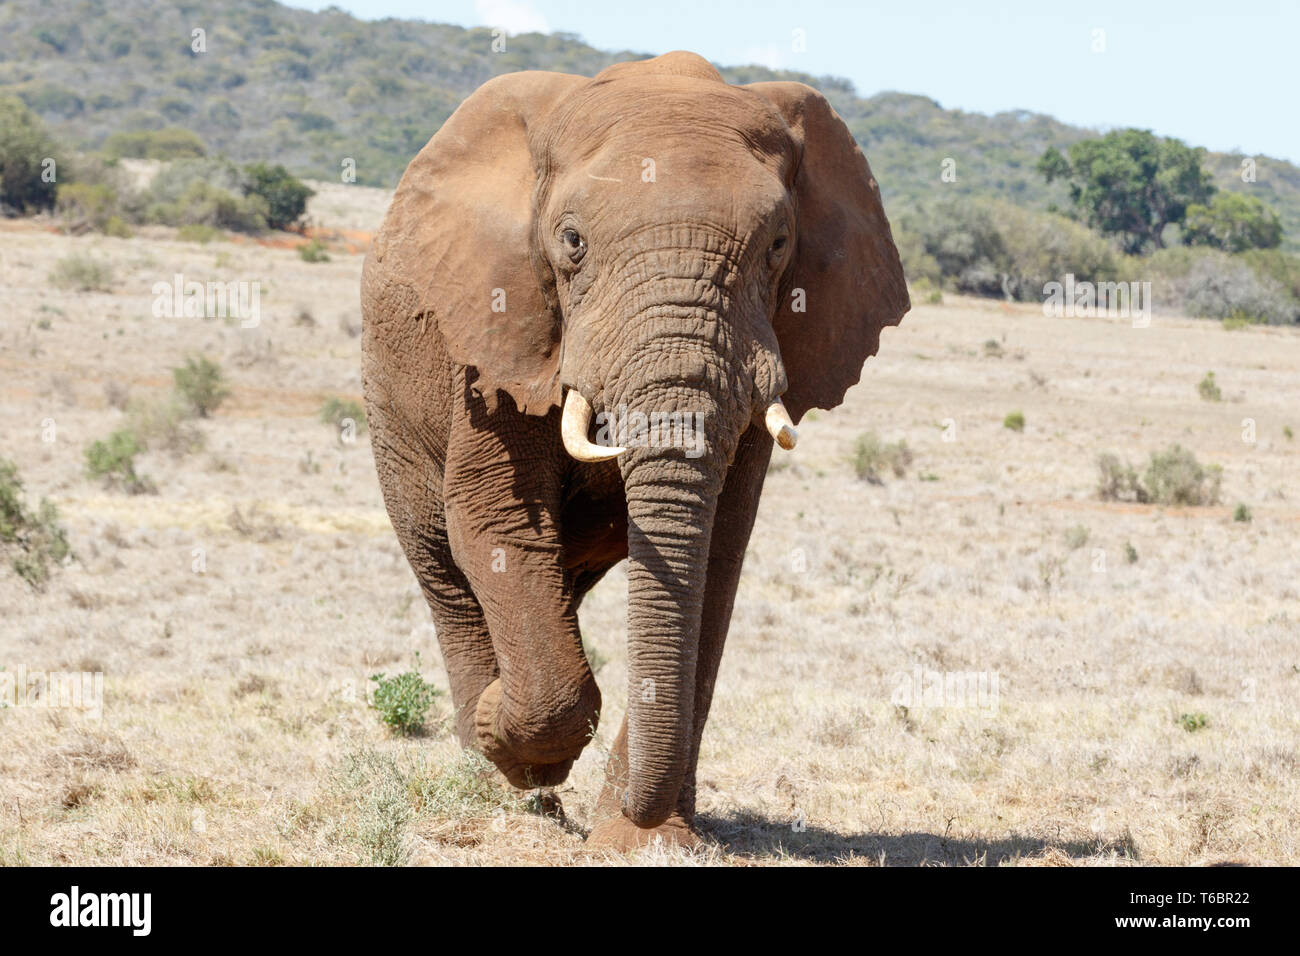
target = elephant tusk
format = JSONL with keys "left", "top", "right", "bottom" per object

{"left": 561, "top": 389, "right": 625, "bottom": 462}
{"left": 764, "top": 398, "right": 798, "bottom": 450}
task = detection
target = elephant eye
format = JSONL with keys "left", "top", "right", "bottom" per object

{"left": 768, "top": 232, "right": 790, "bottom": 266}
{"left": 561, "top": 228, "right": 586, "bottom": 262}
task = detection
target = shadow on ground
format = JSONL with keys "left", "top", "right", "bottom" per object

{"left": 697, "top": 809, "right": 1139, "bottom": 866}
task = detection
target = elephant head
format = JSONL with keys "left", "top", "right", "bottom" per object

{"left": 376, "top": 51, "right": 908, "bottom": 828}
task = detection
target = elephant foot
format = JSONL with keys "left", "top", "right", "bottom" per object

{"left": 473, "top": 679, "right": 574, "bottom": 788}
{"left": 585, "top": 812, "right": 702, "bottom": 852}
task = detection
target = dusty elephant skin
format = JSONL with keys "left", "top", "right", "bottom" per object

{"left": 360, "top": 50, "right": 909, "bottom": 851}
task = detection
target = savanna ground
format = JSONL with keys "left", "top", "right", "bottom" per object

{"left": 1, "top": 182, "right": 1297, "bottom": 866}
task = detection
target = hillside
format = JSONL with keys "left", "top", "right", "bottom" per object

{"left": 1, "top": 0, "right": 1297, "bottom": 248}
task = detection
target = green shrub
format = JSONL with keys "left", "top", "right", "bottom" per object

{"left": 1142, "top": 445, "right": 1222, "bottom": 506}
{"left": 1124, "top": 541, "right": 1139, "bottom": 564}
{"left": 0, "top": 96, "right": 59, "bottom": 213}
{"left": 85, "top": 429, "right": 153, "bottom": 494}
{"left": 55, "top": 182, "right": 129, "bottom": 235}
{"left": 1097, "top": 452, "right": 1148, "bottom": 503}
{"left": 49, "top": 254, "right": 114, "bottom": 292}
{"left": 1104, "top": 446, "right": 1225, "bottom": 507}
{"left": 1238, "top": 248, "right": 1300, "bottom": 304}
{"left": 137, "top": 158, "right": 268, "bottom": 233}
{"left": 177, "top": 223, "right": 221, "bottom": 244}
{"left": 320, "top": 396, "right": 366, "bottom": 433}
{"left": 852, "top": 432, "right": 912, "bottom": 483}
{"left": 1233, "top": 502, "right": 1252, "bottom": 523}
{"left": 243, "top": 162, "right": 314, "bottom": 230}
{"left": 0, "top": 458, "right": 71, "bottom": 589}
{"left": 1222, "top": 311, "right": 1264, "bottom": 331}
{"left": 1197, "top": 371, "right": 1221, "bottom": 402}
{"left": 1183, "top": 192, "right": 1283, "bottom": 253}
{"left": 297, "top": 238, "right": 330, "bottom": 262}
{"left": 898, "top": 197, "right": 1122, "bottom": 301}
{"left": 1063, "top": 524, "right": 1090, "bottom": 549}
{"left": 369, "top": 655, "right": 440, "bottom": 735}
{"left": 173, "top": 356, "right": 230, "bottom": 418}
{"left": 102, "top": 127, "right": 207, "bottom": 160}
{"left": 127, "top": 396, "right": 204, "bottom": 455}
{"left": 991, "top": 202, "right": 1122, "bottom": 297}
{"left": 1178, "top": 712, "right": 1208, "bottom": 733}
{"left": 1003, "top": 410, "right": 1025, "bottom": 432}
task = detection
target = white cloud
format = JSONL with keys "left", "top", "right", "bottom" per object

{"left": 474, "top": 0, "right": 549, "bottom": 35}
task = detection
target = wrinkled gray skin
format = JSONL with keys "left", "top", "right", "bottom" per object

{"left": 361, "top": 51, "right": 908, "bottom": 849}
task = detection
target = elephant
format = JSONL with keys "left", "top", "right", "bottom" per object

{"left": 360, "top": 50, "right": 909, "bottom": 851}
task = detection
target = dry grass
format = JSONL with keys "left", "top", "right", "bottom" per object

{"left": 1, "top": 194, "right": 1298, "bottom": 865}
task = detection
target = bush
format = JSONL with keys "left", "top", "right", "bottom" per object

{"left": 1172, "top": 250, "right": 1298, "bottom": 325}
{"left": 297, "top": 238, "right": 330, "bottom": 262}
{"left": 1179, "top": 713, "right": 1209, "bottom": 733}
{"left": 369, "top": 656, "right": 440, "bottom": 735}
{"left": 1183, "top": 192, "right": 1283, "bottom": 252}
{"left": 243, "top": 162, "right": 314, "bottom": 230}
{"left": 173, "top": 356, "right": 230, "bottom": 417}
{"left": 1063, "top": 524, "right": 1090, "bottom": 550}
{"left": 1003, "top": 410, "right": 1025, "bottom": 431}
{"left": 0, "top": 96, "right": 59, "bottom": 214}
{"left": 54, "top": 182, "right": 131, "bottom": 235}
{"left": 320, "top": 396, "right": 366, "bottom": 433}
{"left": 49, "top": 253, "right": 113, "bottom": 292}
{"left": 176, "top": 223, "right": 221, "bottom": 243}
{"left": 1142, "top": 445, "right": 1222, "bottom": 506}
{"left": 898, "top": 197, "right": 1122, "bottom": 301}
{"left": 1233, "top": 502, "right": 1252, "bottom": 523}
{"left": 85, "top": 429, "right": 153, "bottom": 494}
{"left": 1097, "top": 453, "right": 1147, "bottom": 503}
{"left": 127, "top": 396, "right": 204, "bottom": 455}
{"left": 0, "top": 458, "right": 71, "bottom": 589}
{"left": 852, "top": 431, "right": 912, "bottom": 483}
{"left": 1238, "top": 249, "right": 1300, "bottom": 304}
{"left": 991, "top": 203, "right": 1122, "bottom": 299}
{"left": 1100, "top": 445, "right": 1224, "bottom": 507}
{"left": 1197, "top": 371, "right": 1222, "bottom": 401}
{"left": 137, "top": 158, "right": 268, "bottom": 233}
{"left": 102, "top": 127, "right": 207, "bottom": 160}
{"left": 900, "top": 197, "right": 1007, "bottom": 297}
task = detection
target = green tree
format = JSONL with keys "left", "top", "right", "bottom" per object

{"left": 1039, "top": 129, "right": 1215, "bottom": 253}
{"left": 243, "top": 162, "right": 314, "bottom": 230}
{"left": 1183, "top": 192, "right": 1283, "bottom": 252}
{"left": 0, "top": 96, "right": 59, "bottom": 213}
{"left": 102, "top": 127, "right": 207, "bottom": 160}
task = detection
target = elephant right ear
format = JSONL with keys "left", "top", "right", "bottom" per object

{"left": 367, "top": 71, "right": 586, "bottom": 416}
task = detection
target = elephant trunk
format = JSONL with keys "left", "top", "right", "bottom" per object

{"left": 602, "top": 338, "right": 741, "bottom": 827}
{"left": 619, "top": 448, "right": 721, "bottom": 828}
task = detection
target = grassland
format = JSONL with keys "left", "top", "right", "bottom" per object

{"left": 1, "top": 185, "right": 1297, "bottom": 866}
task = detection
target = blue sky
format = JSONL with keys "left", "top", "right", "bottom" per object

{"left": 284, "top": 0, "right": 1295, "bottom": 163}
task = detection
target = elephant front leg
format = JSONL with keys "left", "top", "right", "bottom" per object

{"left": 588, "top": 425, "right": 773, "bottom": 850}
{"left": 451, "top": 529, "right": 602, "bottom": 788}
{"left": 444, "top": 389, "right": 601, "bottom": 788}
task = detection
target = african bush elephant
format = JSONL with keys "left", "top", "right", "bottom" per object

{"left": 361, "top": 50, "right": 908, "bottom": 850}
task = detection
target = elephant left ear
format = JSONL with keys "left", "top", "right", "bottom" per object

{"left": 743, "top": 81, "right": 910, "bottom": 424}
